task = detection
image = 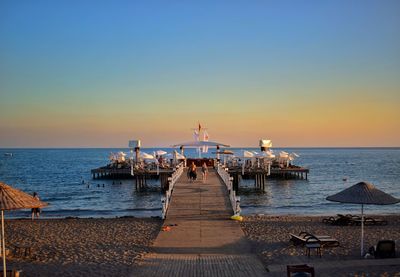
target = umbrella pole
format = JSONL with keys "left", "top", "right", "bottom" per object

{"left": 1, "top": 210, "right": 6, "bottom": 277}
{"left": 361, "top": 204, "right": 364, "bottom": 257}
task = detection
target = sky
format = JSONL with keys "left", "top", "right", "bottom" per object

{"left": 1, "top": 0, "right": 399, "bottom": 148}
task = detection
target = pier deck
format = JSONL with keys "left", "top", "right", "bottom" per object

{"left": 132, "top": 169, "right": 267, "bottom": 276}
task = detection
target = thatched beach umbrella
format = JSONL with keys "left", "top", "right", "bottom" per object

{"left": 0, "top": 182, "right": 48, "bottom": 277}
{"left": 326, "top": 182, "right": 399, "bottom": 256}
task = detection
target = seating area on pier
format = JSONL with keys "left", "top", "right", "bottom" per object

{"left": 90, "top": 134, "right": 310, "bottom": 195}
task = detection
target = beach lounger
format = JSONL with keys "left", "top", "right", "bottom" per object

{"left": 352, "top": 217, "right": 388, "bottom": 226}
{"left": 369, "top": 240, "right": 396, "bottom": 259}
{"left": 322, "top": 214, "right": 352, "bottom": 226}
{"left": 290, "top": 232, "right": 340, "bottom": 247}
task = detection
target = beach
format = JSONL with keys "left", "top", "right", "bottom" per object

{"left": 4, "top": 215, "right": 399, "bottom": 276}
{"left": 241, "top": 215, "right": 400, "bottom": 276}
{"left": 6, "top": 217, "right": 161, "bottom": 277}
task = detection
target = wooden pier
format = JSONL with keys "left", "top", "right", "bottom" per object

{"left": 91, "top": 166, "right": 176, "bottom": 191}
{"left": 90, "top": 167, "right": 174, "bottom": 179}
{"left": 227, "top": 166, "right": 309, "bottom": 191}
{"left": 131, "top": 169, "right": 267, "bottom": 276}
{"left": 91, "top": 162, "right": 309, "bottom": 192}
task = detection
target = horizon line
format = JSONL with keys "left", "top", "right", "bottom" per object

{"left": 1, "top": 146, "right": 400, "bottom": 149}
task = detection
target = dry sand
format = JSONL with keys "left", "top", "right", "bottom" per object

{"left": 241, "top": 214, "right": 400, "bottom": 276}
{"left": 4, "top": 215, "right": 400, "bottom": 276}
{"left": 6, "top": 217, "right": 161, "bottom": 277}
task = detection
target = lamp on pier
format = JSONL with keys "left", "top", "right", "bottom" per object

{"left": 259, "top": 139, "right": 272, "bottom": 153}
{"left": 129, "top": 140, "right": 141, "bottom": 164}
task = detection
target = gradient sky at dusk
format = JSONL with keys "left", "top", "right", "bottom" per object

{"left": 1, "top": 0, "right": 399, "bottom": 147}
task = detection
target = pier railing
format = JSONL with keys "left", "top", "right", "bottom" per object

{"left": 216, "top": 163, "right": 241, "bottom": 215}
{"left": 161, "top": 162, "right": 184, "bottom": 219}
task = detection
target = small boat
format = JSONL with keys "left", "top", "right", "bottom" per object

{"left": 4, "top": 153, "right": 13, "bottom": 157}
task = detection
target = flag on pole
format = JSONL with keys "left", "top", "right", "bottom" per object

{"left": 198, "top": 122, "right": 201, "bottom": 132}
{"left": 193, "top": 130, "right": 199, "bottom": 141}
{"left": 202, "top": 130, "right": 209, "bottom": 153}
{"left": 203, "top": 130, "right": 209, "bottom": 141}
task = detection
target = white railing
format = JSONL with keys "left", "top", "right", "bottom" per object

{"left": 161, "top": 162, "right": 184, "bottom": 219}
{"left": 216, "top": 163, "right": 241, "bottom": 215}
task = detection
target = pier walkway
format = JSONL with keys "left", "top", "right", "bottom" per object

{"left": 131, "top": 169, "right": 267, "bottom": 277}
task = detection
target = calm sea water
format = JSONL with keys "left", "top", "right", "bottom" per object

{"left": 0, "top": 148, "right": 399, "bottom": 218}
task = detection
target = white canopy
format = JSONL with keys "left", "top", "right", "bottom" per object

{"left": 233, "top": 150, "right": 255, "bottom": 158}
{"left": 154, "top": 150, "right": 167, "bottom": 156}
{"left": 175, "top": 151, "right": 186, "bottom": 160}
{"left": 279, "top": 151, "right": 289, "bottom": 157}
{"left": 264, "top": 150, "right": 276, "bottom": 159}
{"left": 140, "top": 152, "right": 155, "bottom": 160}
{"left": 172, "top": 140, "right": 230, "bottom": 148}
{"left": 165, "top": 151, "right": 186, "bottom": 160}
{"left": 253, "top": 151, "right": 275, "bottom": 159}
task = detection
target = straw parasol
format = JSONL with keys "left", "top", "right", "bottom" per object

{"left": 0, "top": 182, "right": 48, "bottom": 277}
{"left": 326, "top": 181, "right": 399, "bottom": 256}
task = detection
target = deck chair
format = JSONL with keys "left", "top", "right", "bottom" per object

{"left": 369, "top": 240, "right": 396, "bottom": 259}
{"left": 287, "top": 264, "right": 315, "bottom": 277}
{"left": 290, "top": 232, "right": 340, "bottom": 247}
{"left": 353, "top": 217, "right": 388, "bottom": 226}
{"left": 322, "top": 214, "right": 352, "bottom": 226}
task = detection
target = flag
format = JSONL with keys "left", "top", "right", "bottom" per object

{"left": 193, "top": 130, "right": 199, "bottom": 141}
{"left": 203, "top": 130, "right": 209, "bottom": 141}
{"left": 198, "top": 123, "right": 201, "bottom": 132}
{"left": 202, "top": 130, "right": 209, "bottom": 153}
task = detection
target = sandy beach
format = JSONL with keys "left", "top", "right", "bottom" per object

{"left": 4, "top": 215, "right": 400, "bottom": 276}
{"left": 6, "top": 217, "right": 161, "bottom": 277}
{"left": 241, "top": 214, "right": 400, "bottom": 276}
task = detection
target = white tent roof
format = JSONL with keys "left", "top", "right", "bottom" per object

{"left": 233, "top": 150, "right": 255, "bottom": 158}
{"left": 278, "top": 151, "right": 289, "bottom": 158}
{"left": 172, "top": 140, "right": 230, "bottom": 148}
{"left": 154, "top": 150, "right": 167, "bottom": 156}
{"left": 175, "top": 152, "right": 186, "bottom": 159}
{"left": 140, "top": 152, "right": 155, "bottom": 159}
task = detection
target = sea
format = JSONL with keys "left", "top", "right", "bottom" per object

{"left": 0, "top": 148, "right": 399, "bottom": 218}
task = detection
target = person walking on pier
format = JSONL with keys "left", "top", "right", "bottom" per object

{"left": 189, "top": 162, "right": 197, "bottom": 182}
{"left": 201, "top": 162, "right": 208, "bottom": 182}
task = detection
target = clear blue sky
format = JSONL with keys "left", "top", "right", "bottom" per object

{"left": 1, "top": 0, "right": 399, "bottom": 147}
